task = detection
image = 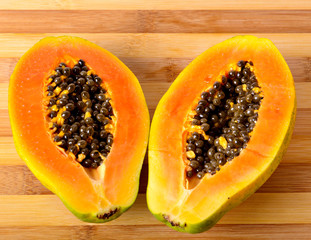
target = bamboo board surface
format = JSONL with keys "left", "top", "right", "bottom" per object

{"left": 1, "top": 1, "right": 311, "bottom": 239}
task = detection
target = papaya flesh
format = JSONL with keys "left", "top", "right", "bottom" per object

{"left": 9, "top": 36, "right": 149, "bottom": 222}
{"left": 147, "top": 35, "right": 296, "bottom": 233}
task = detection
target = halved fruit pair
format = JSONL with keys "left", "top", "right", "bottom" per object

{"left": 9, "top": 36, "right": 295, "bottom": 232}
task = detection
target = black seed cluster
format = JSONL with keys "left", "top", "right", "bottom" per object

{"left": 186, "top": 60, "right": 262, "bottom": 179}
{"left": 46, "top": 60, "right": 114, "bottom": 169}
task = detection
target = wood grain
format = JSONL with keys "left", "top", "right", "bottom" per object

{"left": 0, "top": 225, "right": 311, "bottom": 240}
{"left": 0, "top": 193, "right": 310, "bottom": 226}
{"left": 1, "top": 3, "right": 311, "bottom": 239}
{"left": 1, "top": 10, "right": 311, "bottom": 33}
{"left": 1, "top": 0, "right": 311, "bottom": 10}
{"left": 2, "top": 33, "right": 311, "bottom": 58}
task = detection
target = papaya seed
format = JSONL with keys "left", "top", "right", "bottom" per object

{"left": 185, "top": 60, "right": 262, "bottom": 179}
{"left": 46, "top": 60, "right": 115, "bottom": 169}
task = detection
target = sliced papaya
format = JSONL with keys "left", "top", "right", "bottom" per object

{"left": 9, "top": 36, "right": 149, "bottom": 222}
{"left": 147, "top": 35, "right": 296, "bottom": 233}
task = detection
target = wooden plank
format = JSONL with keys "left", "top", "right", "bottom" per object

{"left": 0, "top": 110, "right": 10, "bottom": 136}
{"left": 1, "top": 160, "right": 311, "bottom": 195}
{"left": 0, "top": 226, "right": 95, "bottom": 240}
{"left": 0, "top": 11, "right": 139, "bottom": 33}
{"left": 0, "top": 165, "right": 25, "bottom": 195}
{"left": 1, "top": 10, "right": 311, "bottom": 33}
{"left": 293, "top": 109, "right": 311, "bottom": 136}
{"left": 0, "top": 136, "right": 20, "bottom": 164}
{"left": 2, "top": 57, "right": 311, "bottom": 84}
{"left": 0, "top": 193, "right": 310, "bottom": 226}
{"left": 138, "top": 10, "right": 311, "bottom": 33}
{"left": 0, "top": 83, "right": 8, "bottom": 109}
{"left": 1, "top": 0, "right": 311, "bottom": 10}
{"left": 0, "top": 224, "right": 311, "bottom": 240}
{"left": 294, "top": 83, "right": 311, "bottom": 108}
{"left": 93, "top": 224, "right": 311, "bottom": 240}
{"left": 282, "top": 133, "right": 311, "bottom": 163}
{"left": 257, "top": 163, "right": 311, "bottom": 193}
{"left": 2, "top": 33, "right": 311, "bottom": 58}
{"left": 0, "top": 165, "right": 51, "bottom": 195}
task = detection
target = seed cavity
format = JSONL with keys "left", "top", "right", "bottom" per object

{"left": 45, "top": 60, "right": 114, "bottom": 169}
{"left": 185, "top": 60, "right": 263, "bottom": 179}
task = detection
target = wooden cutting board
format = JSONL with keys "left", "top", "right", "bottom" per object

{"left": 1, "top": 1, "right": 311, "bottom": 239}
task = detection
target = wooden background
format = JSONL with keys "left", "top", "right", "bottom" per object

{"left": 1, "top": 1, "right": 311, "bottom": 239}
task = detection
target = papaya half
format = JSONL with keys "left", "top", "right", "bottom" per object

{"left": 9, "top": 36, "right": 149, "bottom": 222}
{"left": 147, "top": 35, "right": 296, "bottom": 233}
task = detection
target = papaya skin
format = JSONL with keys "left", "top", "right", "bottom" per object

{"left": 147, "top": 35, "right": 296, "bottom": 233}
{"left": 9, "top": 36, "right": 149, "bottom": 223}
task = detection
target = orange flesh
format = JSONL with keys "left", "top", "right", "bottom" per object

{"left": 148, "top": 36, "right": 295, "bottom": 226}
{"left": 10, "top": 36, "right": 149, "bottom": 215}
